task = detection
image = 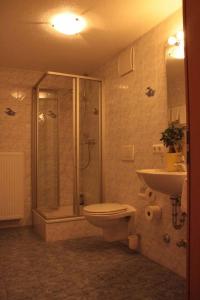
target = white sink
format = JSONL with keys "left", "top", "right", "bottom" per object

{"left": 136, "top": 169, "right": 187, "bottom": 195}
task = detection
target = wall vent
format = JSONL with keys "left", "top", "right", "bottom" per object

{"left": 118, "top": 47, "right": 135, "bottom": 76}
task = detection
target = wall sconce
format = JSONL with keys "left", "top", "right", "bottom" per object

{"left": 167, "top": 30, "right": 184, "bottom": 59}
{"left": 11, "top": 90, "right": 26, "bottom": 102}
{"left": 145, "top": 87, "right": 155, "bottom": 97}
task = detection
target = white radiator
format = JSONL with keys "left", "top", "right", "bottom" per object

{"left": 0, "top": 152, "right": 24, "bottom": 220}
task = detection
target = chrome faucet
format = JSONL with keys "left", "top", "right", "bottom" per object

{"left": 176, "top": 239, "right": 187, "bottom": 248}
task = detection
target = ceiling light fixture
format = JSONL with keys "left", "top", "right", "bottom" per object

{"left": 51, "top": 13, "right": 86, "bottom": 35}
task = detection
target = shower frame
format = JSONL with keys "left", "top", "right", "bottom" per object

{"left": 32, "top": 71, "right": 103, "bottom": 217}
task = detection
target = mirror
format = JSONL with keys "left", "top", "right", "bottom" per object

{"left": 166, "top": 47, "right": 186, "bottom": 125}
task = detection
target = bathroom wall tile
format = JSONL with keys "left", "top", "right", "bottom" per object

{"left": 0, "top": 68, "right": 42, "bottom": 226}
{"left": 32, "top": 210, "right": 102, "bottom": 242}
{"left": 95, "top": 10, "right": 186, "bottom": 277}
{"left": 45, "top": 218, "right": 102, "bottom": 241}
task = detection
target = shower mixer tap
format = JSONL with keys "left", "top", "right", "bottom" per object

{"left": 176, "top": 239, "right": 187, "bottom": 248}
{"left": 47, "top": 110, "right": 57, "bottom": 118}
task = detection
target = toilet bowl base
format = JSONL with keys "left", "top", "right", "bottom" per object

{"left": 102, "top": 218, "right": 130, "bottom": 242}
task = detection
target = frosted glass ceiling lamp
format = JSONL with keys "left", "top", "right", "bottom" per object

{"left": 51, "top": 13, "right": 86, "bottom": 35}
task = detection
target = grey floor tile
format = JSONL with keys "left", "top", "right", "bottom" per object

{"left": 0, "top": 227, "right": 186, "bottom": 300}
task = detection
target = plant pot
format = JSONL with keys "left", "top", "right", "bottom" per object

{"left": 165, "top": 152, "right": 182, "bottom": 172}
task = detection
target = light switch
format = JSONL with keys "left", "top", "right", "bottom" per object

{"left": 121, "top": 145, "right": 134, "bottom": 161}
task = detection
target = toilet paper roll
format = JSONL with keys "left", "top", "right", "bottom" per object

{"left": 144, "top": 188, "right": 156, "bottom": 201}
{"left": 145, "top": 205, "right": 162, "bottom": 221}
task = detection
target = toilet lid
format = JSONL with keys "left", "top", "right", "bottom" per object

{"left": 83, "top": 203, "right": 127, "bottom": 215}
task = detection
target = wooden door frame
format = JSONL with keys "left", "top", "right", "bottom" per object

{"left": 183, "top": 1, "right": 200, "bottom": 299}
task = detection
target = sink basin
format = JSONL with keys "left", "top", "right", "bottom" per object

{"left": 136, "top": 169, "right": 187, "bottom": 195}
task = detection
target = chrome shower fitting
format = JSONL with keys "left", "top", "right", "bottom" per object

{"left": 176, "top": 239, "right": 187, "bottom": 248}
{"left": 80, "top": 137, "right": 96, "bottom": 170}
{"left": 171, "top": 195, "right": 186, "bottom": 230}
{"left": 163, "top": 233, "right": 171, "bottom": 244}
{"left": 47, "top": 110, "right": 57, "bottom": 118}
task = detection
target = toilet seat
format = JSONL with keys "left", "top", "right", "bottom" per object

{"left": 83, "top": 203, "right": 136, "bottom": 242}
{"left": 83, "top": 203, "right": 128, "bottom": 215}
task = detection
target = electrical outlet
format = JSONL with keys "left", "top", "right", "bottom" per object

{"left": 152, "top": 144, "right": 165, "bottom": 154}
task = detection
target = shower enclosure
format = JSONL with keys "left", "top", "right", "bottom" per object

{"left": 32, "top": 72, "right": 102, "bottom": 219}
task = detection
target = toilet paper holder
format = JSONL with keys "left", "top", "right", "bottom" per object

{"left": 145, "top": 205, "right": 162, "bottom": 221}
{"left": 138, "top": 187, "right": 156, "bottom": 201}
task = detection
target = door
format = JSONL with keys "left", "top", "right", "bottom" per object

{"left": 183, "top": 1, "right": 200, "bottom": 299}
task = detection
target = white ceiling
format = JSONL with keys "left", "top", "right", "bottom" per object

{"left": 0, "top": 0, "right": 182, "bottom": 75}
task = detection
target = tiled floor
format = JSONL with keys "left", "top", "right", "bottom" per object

{"left": 0, "top": 227, "right": 186, "bottom": 300}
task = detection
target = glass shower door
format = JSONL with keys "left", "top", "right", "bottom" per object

{"left": 34, "top": 73, "right": 102, "bottom": 219}
{"left": 36, "top": 75, "right": 75, "bottom": 219}
{"left": 78, "top": 79, "right": 102, "bottom": 213}
{"left": 37, "top": 92, "right": 59, "bottom": 210}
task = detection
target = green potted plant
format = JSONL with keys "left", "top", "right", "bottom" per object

{"left": 160, "top": 124, "right": 184, "bottom": 171}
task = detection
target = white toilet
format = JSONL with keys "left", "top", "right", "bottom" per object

{"left": 83, "top": 203, "right": 136, "bottom": 242}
